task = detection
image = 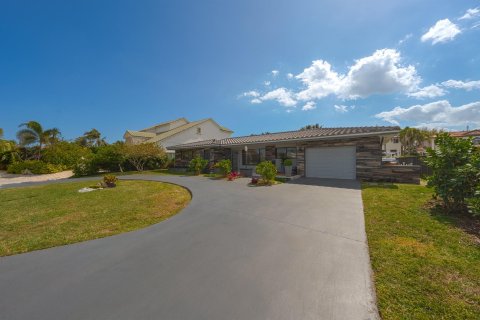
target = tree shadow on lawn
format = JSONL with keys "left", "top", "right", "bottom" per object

{"left": 361, "top": 182, "right": 399, "bottom": 190}
{"left": 426, "top": 200, "right": 480, "bottom": 244}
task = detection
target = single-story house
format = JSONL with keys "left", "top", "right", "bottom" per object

{"left": 124, "top": 118, "right": 233, "bottom": 158}
{"left": 170, "top": 126, "right": 420, "bottom": 183}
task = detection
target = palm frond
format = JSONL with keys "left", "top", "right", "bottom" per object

{"left": 19, "top": 121, "right": 43, "bottom": 136}
{"left": 16, "top": 128, "right": 38, "bottom": 146}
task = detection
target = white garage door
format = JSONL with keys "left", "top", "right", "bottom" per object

{"left": 305, "top": 146, "right": 356, "bottom": 179}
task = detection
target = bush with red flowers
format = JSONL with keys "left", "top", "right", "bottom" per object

{"left": 227, "top": 171, "right": 241, "bottom": 181}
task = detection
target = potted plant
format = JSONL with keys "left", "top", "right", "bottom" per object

{"left": 283, "top": 159, "right": 293, "bottom": 177}
{"left": 103, "top": 174, "right": 118, "bottom": 188}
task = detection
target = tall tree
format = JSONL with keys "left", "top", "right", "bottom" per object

{"left": 16, "top": 121, "right": 59, "bottom": 159}
{"left": 76, "top": 129, "right": 107, "bottom": 147}
{"left": 44, "top": 128, "right": 62, "bottom": 145}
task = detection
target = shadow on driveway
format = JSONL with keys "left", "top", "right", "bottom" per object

{"left": 288, "top": 177, "right": 361, "bottom": 190}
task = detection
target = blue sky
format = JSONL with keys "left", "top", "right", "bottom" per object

{"left": 1, "top": 0, "right": 480, "bottom": 142}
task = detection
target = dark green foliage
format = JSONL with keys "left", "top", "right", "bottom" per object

{"left": 94, "top": 143, "right": 126, "bottom": 172}
{"left": 189, "top": 156, "right": 208, "bottom": 175}
{"left": 7, "top": 160, "right": 66, "bottom": 174}
{"left": 214, "top": 159, "right": 232, "bottom": 176}
{"left": 41, "top": 141, "right": 92, "bottom": 168}
{"left": 283, "top": 159, "right": 293, "bottom": 166}
{"left": 424, "top": 133, "right": 480, "bottom": 212}
{"left": 255, "top": 161, "right": 277, "bottom": 183}
{"left": 72, "top": 154, "right": 98, "bottom": 177}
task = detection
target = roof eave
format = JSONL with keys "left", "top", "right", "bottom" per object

{"left": 170, "top": 129, "right": 400, "bottom": 150}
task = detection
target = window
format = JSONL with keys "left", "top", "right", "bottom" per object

{"left": 179, "top": 150, "right": 193, "bottom": 161}
{"left": 392, "top": 137, "right": 399, "bottom": 144}
{"left": 275, "top": 147, "right": 296, "bottom": 159}
{"left": 197, "top": 127, "right": 201, "bottom": 134}
{"left": 242, "top": 148, "right": 265, "bottom": 165}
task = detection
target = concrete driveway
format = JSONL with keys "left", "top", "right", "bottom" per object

{"left": 0, "top": 175, "right": 377, "bottom": 320}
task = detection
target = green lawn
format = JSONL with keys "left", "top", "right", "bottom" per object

{"left": 0, "top": 180, "right": 190, "bottom": 257}
{"left": 362, "top": 183, "right": 480, "bottom": 319}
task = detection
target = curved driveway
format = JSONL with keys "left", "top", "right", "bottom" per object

{"left": 0, "top": 175, "right": 378, "bottom": 320}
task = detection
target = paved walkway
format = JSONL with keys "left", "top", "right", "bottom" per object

{"left": 0, "top": 175, "right": 378, "bottom": 320}
{"left": 0, "top": 170, "right": 73, "bottom": 188}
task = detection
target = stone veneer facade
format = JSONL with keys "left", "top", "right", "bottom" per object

{"left": 175, "top": 135, "right": 420, "bottom": 184}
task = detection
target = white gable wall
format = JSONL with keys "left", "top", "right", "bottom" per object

{"left": 159, "top": 120, "right": 231, "bottom": 151}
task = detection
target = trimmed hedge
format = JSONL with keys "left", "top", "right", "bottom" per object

{"left": 7, "top": 161, "right": 67, "bottom": 174}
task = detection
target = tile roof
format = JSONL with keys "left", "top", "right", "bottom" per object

{"left": 171, "top": 126, "right": 400, "bottom": 149}
{"left": 449, "top": 130, "right": 480, "bottom": 138}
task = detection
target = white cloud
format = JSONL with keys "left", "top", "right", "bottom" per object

{"left": 421, "top": 19, "right": 461, "bottom": 44}
{"left": 264, "top": 81, "right": 271, "bottom": 86}
{"left": 301, "top": 101, "right": 316, "bottom": 111}
{"left": 459, "top": 7, "right": 480, "bottom": 20}
{"left": 286, "top": 73, "right": 294, "bottom": 79}
{"left": 295, "top": 49, "right": 420, "bottom": 101}
{"left": 408, "top": 84, "right": 446, "bottom": 99}
{"left": 242, "top": 90, "right": 260, "bottom": 98}
{"left": 295, "top": 59, "right": 343, "bottom": 100}
{"left": 259, "top": 88, "right": 297, "bottom": 107}
{"left": 398, "top": 33, "right": 412, "bottom": 45}
{"left": 251, "top": 98, "right": 262, "bottom": 104}
{"left": 271, "top": 70, "right": 279, "bottom": 77}
{"left": 334, "top": 104, "right": 355, "bottom": 113}
{"left": 340, "top": 49, "right": 420, "bottom": 99}
{"left": 375, "top": 100, "right": 480, "bottom": 127}
{"left": 442, "top": 79, "right": 480, "bottom": 91}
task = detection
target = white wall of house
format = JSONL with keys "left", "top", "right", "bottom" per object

{"left": 382, "top": 136, "right": 401, "bottom": 157}
{"left": 161, "top": 120, "right": 232, "bottom": 151}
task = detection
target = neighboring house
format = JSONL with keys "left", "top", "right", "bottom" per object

{"left": 170, "top": 126, "right": 419, "bottom": 183}
{"left": 382, "top": 135, "right": 436, "bottom": 157}
{"left": 450, "top": 129, "right": 480, "bottom": 145}
{"left": 382, "top": 135, "right": 401, "bottom": 157}
{"left": 124, "top": 118, "right": 233, "bottom": 157}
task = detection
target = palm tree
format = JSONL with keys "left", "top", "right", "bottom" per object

{"left": 16, "top": 121, "right": 60, "bottom": 159}
{"left": 76, "top": 129, "right": 107, "bottom": 147}
{"left": 44, "top": 128, "right": 62, "bottom": 145}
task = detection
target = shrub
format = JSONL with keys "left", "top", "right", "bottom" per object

{"left": 72, "top": 154, "right": 98, "bottom": 177}
{"left": 103, "top": 174, "right": 118, "bottom": 187}
{"left": 189, "top": 156, "right": 208, "bottom": 175}
{"left": 424, "top": 133, "right": 480, "bottom": 212}
{"left": 7, "top": 160, "right": 66, "bottom": 174}
{"left": 94, "top": 143, "right": 126, "bottom": 172}
{"left": 255, "top": 161, "right": 277, "bottom": 184}
{"left": 283, "top": 159, "right": 293, "bottom": 166}
{"left": 41, "top": 142, "right": 91, "bottom": 168}
{"left": 214, "top": 159, "right": 232, "bottom": 176}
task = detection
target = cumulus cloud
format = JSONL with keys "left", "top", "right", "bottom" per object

{"left": 259, "top": 88, "right": 297, "bottom": 107}
{"left": 421, "top": 19, "right": 461, "bottom": 44}
{"left": 271, "top": 70, "right": 279, "bottom": 77}
{"left": 375, "top": 100, "right": 480, "bottom": 127}
{"left": 286, "top": 73, "right": 294, "bottom": 79}
{"left": 459, "top": 7, "right": 480, "bottom": 20}
{"left": 264, "top": 81, "right": 271, "bottom": 86}
{"left": 408, "top": 84, "right": 446, "bottom": 99}
{"left": 442, "top": 79, "right": 480, "bottom": 91}
{"left": 295, "top": 49, "right": 420, "bottom": 101}
{"left": 334, "top": 104, "right": 355, "bottom": 113}
{"left": 301, "top": 101, "right": 316, "bottom": 111}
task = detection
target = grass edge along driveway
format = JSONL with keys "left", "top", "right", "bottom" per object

{"left": 362, "top": 183, "right": 480, "bottom": 319}
{"left": 0, "top": 180, "right": 191, "bottom": 257}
